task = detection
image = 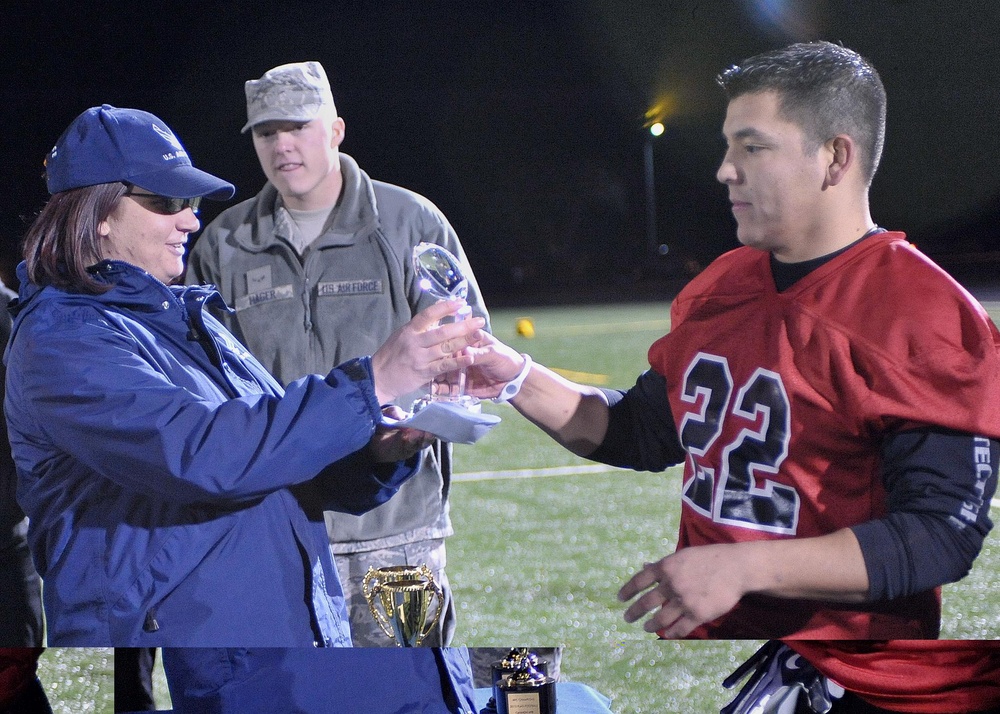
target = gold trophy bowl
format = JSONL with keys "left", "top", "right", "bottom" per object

{"left": 362, "top": 564, "right": 434, "bottom": 596}
{"left": 363, "top": 565, "right": 443, "bottom": 647}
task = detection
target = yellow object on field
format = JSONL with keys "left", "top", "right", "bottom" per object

{"left": 511, "top": 317, "right": 608, "bottom": 384}
{"left": 550, "top": 367, "right": 610, "bottom": 385}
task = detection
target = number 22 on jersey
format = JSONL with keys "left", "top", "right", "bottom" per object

{"left": 678, "top": 352, "right": 801, "bottom": 535}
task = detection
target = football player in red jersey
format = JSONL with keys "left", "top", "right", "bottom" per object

{"left": 461, "top": 41, "right": 1000, "bottom": 712}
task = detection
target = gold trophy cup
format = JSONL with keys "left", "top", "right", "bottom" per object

{"left": 362, "top": 565, "right": 443, "bottom": 647}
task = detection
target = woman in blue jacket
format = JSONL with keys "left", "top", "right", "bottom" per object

{"left": 4, "top": 105, "right": 485, "bottom": 647}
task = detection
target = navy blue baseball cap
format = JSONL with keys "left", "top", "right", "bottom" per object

{"left": 45, "top": 104, "right": 235, "bottom": 200}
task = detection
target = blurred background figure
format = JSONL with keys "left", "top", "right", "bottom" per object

{"left": 113, "top": 648, "right": 156, "bottom": 714}
{"left": 0, "top": 648, "right": 51, "bottom": 714}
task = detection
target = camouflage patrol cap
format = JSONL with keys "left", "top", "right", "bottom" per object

{"left": 241, "top": 61, "right": 337, "bottom": 133}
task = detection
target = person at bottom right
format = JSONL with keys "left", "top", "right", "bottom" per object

{"left": 720, "top": 639, "right": 1000, "bottom": 713}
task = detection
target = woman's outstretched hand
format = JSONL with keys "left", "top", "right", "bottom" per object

{"left": 371, "top": 299, "right": 487, "bottom": 405}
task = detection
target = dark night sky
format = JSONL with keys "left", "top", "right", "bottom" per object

{"left": 4, "top": 1, "right": 1000, "bottom": 303}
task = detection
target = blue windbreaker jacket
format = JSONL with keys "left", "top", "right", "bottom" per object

{"left": 3, "top": 260, "right": 417, "bottom": 646}
{"left": 162, "top": 647, "right": 478, "bottom": 714}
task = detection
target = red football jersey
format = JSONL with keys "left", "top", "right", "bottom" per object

{"left": 788, "top": 640, "right": 1000, "bottom": 713}
{"left": 648, "top": 233, "right": 1000, "bottom": 638}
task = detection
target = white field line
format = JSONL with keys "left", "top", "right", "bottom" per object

{"left": 453, "top": 463, "right": 623, "bottom": 482}
{"left": 454, "top": 464, "right": 1000, "bottom": 511}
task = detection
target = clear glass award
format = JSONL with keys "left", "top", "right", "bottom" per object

{"left": 380, "top": 243, "right": 501, "bottom": 445}
{"left": 412, "top": 242, "right": 480, "bottom": 413}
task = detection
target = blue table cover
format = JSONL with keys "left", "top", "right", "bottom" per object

{"left": 123, "top": 682, "right": 613, "bottom": 714}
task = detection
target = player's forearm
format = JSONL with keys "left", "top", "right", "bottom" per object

{"left": 736, "top": 528, "right": 871, "bottom": 603}
{"left": 511, "top": 363, "right": 610, "bottom": 457}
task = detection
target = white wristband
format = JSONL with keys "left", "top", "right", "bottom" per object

{"left": 492, "top": 354, "right": 532, "bottom": 403}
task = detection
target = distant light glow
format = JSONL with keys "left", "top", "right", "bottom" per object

{"left": 750, "top": 0, "right": 822, "bottom": 40}
{"left": 644, "top": 92, "right": 679, "bottom": 133}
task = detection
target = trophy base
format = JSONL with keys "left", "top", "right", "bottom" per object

{"left": 496, "top": 682, "right": 557, "bottom": 714}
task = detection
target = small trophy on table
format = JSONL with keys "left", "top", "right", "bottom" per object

{"left": 482, "top": 648, "right": 556, "bottom": 714}
{"left": 362, "top": 564, "right": 443, "bottom": 647}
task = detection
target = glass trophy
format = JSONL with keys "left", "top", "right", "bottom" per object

{"left": 380, "top": 243, "right": 500, "bottom": 444}
{"left": 412, "top": 242, "right": 480, "bottom": 412}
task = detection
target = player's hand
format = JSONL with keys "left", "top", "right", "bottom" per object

{"left": 617, "top": 543, "right": 748, "bottom": 638}
{"left": 368, "top": 406, "right": 434, "bottom": 463}
{"left": 462, "top": 332, "right": 527, "bottom": 399}
{"left": 371, "top": 299, "right": 487, "bottom": 405}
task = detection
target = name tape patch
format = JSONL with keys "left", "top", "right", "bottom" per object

{"left": 317, "top": 279, "right": 384, "bottom": 297}
{"left": 235, "top": 284, "right": 295, "bottom": 311}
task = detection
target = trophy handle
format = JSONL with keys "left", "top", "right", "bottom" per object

{"left": 416, "top": 578, "right": 445, "bottom": 646}
{"left": 366, "top": 581, "right": 398, "bottom": 641}
{"left": 362, "top": 566, "right": 380, "bottom": 603}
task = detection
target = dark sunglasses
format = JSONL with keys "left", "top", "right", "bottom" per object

{"left": 124, "top": 185, "right": 202, "bottom": 215}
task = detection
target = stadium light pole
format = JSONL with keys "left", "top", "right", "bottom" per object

{"left": 644, "top": 121, "right": 666, "bottom": 257}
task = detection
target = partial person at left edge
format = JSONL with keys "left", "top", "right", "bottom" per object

{"left": 0, "top": 277, "right": 43, "bottom": 649}
{"left": 3, "top": 104, "right": 487, "bottom": 647}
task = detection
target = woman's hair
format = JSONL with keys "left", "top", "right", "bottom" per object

{"left": 22, "top": 182, "right": 127, "bottom": 293}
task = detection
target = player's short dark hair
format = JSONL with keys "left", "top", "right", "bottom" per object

{"left": 717, "top": 41, "right": 886, "bottom": 186}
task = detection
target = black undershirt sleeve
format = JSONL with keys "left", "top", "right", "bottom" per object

{"left": 852, "top": 428, "right": 998, "bottom": 601}
{"left": 587, "top": 369, "right": 686, "bottom": 471}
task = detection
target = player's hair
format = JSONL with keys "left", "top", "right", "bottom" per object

{"left": 717, "top": 41, "right": 886, "bottom": 186}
